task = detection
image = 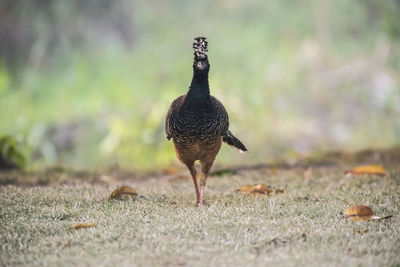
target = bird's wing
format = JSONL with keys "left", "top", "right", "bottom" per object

{"left": 210, "top": 96, "right": 247, "bottom": 152}
{"left": 165, "top": 95, "right": 186, "bottom": 140}
{"left": 210, "top": 96, "right": 229, "bottom": 135}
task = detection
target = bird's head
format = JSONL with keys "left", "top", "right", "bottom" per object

{"left": 193, "top": 37, "right": 210, "bottom": 74}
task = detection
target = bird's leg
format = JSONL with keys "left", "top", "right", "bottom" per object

{"left": 185, "top": 161, "right": 200, "bottom": 204}
{"left": 198, "top": 184, "right": 205, "bottom": 206}
{"left": 198, "top": 160, "right": 214, "bottom": 207}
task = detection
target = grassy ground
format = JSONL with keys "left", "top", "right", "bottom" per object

{"left": 1, "top": 159, "right": 399, "bottom": 266}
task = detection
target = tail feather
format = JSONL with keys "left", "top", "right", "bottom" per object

{"left": 223, "top": 130, "right": 248, "bottom": 153}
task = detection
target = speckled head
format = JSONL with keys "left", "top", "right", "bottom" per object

{"left": 193, "top": 37, "right": 209, "bottom": 72}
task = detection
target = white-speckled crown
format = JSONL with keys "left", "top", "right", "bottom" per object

{"left": 193, "top": 37, "right": 208, "bottom": 60}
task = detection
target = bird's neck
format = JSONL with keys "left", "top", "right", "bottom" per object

{"left": 186, "top": 72, "right": 210, "bottom": 104}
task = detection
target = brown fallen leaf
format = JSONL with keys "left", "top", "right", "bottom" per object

{"left": 236, "top": 184, "right": 283, "bottom": 195}
{"left": 108, "top": 185, "right": 137, "bottom": 200}
{"left": 343, "top": 205, "right": 392, "bottom": 221}
{"left": 345, "top": 165, "right": 386, "bottom": 176}
{"left": 275, "top": 189, "right": 285, "bottom": 194}
{"left": 236, "top": 184, "right": 270, "bottom": 195}
{"left": 236, "top": 185, "right": 254, "bottom": 193}
{"left": 344, "top": 205, "right": 375, "bottom": 221}
{"left": 252, "top": 184, "right": 272, "bottom": 194}
{"left": 69, "top": 222, "right": 95, "bottom": 230}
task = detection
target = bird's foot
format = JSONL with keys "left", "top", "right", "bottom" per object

{"left": 196, "top": 200, "right": 209, "bottom": 207}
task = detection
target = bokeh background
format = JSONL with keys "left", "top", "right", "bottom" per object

{"left": 0, "top": 0, "right": 399, "bottom": 170}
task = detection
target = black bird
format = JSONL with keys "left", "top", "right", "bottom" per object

{"left": 165, "top": 37, "right": 247, "bottom": 206}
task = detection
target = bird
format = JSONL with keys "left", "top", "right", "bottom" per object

{"left": 165, "top": 37, "right": 247, "bottom": 207}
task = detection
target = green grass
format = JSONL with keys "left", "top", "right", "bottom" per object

{"left": 1, "top": 165, "right": 399, "bottom": 266}
{"left": 1, "top": 0, "right": 399, "bottom": 170}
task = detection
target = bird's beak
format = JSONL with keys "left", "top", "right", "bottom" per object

{"left": 196, "top": 61, "right": 206, "bottom": 70}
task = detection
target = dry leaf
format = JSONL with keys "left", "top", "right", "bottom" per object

{"left": 108, "top": 185, "right": 137, "bottom": 200}
{"left": 344, "top": 205, "right": 375, "bottom": 221}
{"left": 236, "top": 184, "right": 271, "bottom": 195}
{"left": 236, "top": 185, "right": 254, "bottom": 193}
{"left": 275, "top": 189, "right": 285, "bottom": 194}
{"left": 236, "top": 184, "right": 283, "bottom": 195}
{"left": 343, "top": 205, "right": 392, "bottom": 221}
{"left": 69, "top": 222, "right": 95, "bottom": 230}
{"left": 345, "top": 165, "right": 386, "bottom": 176}
{"left": 252, "top": 184, "right": 272, "bottom": 194}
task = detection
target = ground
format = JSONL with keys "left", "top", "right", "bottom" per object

{"left": 1, "top": 149, "right": 400, "bottom": 266}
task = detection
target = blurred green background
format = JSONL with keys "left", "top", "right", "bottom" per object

{"left": 0, "top": 0, "right": 399, "bottom": 170}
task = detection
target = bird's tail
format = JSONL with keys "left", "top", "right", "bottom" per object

{"left": 223, "top": 130, "right": 248, "bottom": 153}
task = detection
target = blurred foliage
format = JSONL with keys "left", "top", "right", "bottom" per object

{"left": 0, "top": 0, "right": 399, "bottom": 170}
{"left": 0, "top": 135, "right": 27, "bottom": 170}
{"left": 0, "top": 0, "right": 135, "bottom": 78}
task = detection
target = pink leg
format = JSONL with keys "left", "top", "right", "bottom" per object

{"left": 197, "top": 159, "right": 214, "bottom": 207}
{"left": 198, "top": 186, "right": 205, "bottom": 207}
{"left": 192, "top": 176, "right": 200, "bottom": 204}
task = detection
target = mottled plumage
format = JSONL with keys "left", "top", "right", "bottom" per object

{"left": 165, "top": 37, "right": 247, "bottom": 206}
{"left": 166, "top": 95, "right": 228, "bottom": 145}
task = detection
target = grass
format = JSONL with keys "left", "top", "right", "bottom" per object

{"left": 1, "top": 164, "right": 399, "bottom": 266}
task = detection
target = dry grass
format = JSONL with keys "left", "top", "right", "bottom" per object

{"left": 1, "top": 165, "right": 399, "bottom": 266}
